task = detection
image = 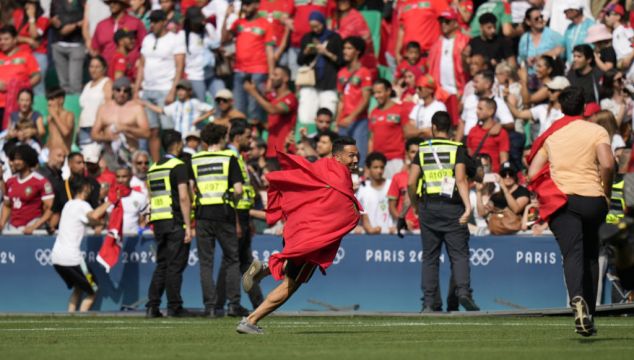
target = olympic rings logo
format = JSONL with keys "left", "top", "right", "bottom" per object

{"left": 333, "top": 247, "right": 345, "bottom": 265}
{"left": 34, "top": 249, "right": 53, "bottom": 266}
{"left": 469, "top": 248, "right": 494, "bottom": 266}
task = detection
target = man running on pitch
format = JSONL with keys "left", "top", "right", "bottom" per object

{"left": 237, "top": 136, "right": 362, "bottom": 334}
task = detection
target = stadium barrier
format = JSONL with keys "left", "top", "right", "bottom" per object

{"left": 0, "top": 234, "right": 580, "bottom": 312}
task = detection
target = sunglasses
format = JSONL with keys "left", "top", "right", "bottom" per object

{"left": 136, "top": 161, "right": 149, "bottom": 165}
{"left": 547, "top": 88, "right": 561, "bottom": 93}
{"left": 439, "top": 18, "right": 453, "bottom": 24}
{"left": 114, "top": 87, "right": 130, "bottom": 93}
{"left": 215, "top": 98, "right": 229, "bottom": 103}
{"left": 531, "top": 15, "right": 544, "bottom": 21}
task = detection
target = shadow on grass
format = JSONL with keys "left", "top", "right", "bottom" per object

{"left": 294, "top": 330, "right": 389, "bottom": 335}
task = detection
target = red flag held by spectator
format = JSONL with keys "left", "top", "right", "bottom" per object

{"left": 97, "top": 183, "right": 132, "bottom": 273}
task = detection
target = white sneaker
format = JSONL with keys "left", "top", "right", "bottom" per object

{"left": 242, "top": 260, "right": 266, "bottom": 292}
{"left": 236, "top": 317, "right": 264, "bottom": 335}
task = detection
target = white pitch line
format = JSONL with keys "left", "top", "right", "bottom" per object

{"left": 0, "top": 326, "right": 174, "bottom": 332}
{"left": 266, "top": 321, "right": 634, "bottom": 328}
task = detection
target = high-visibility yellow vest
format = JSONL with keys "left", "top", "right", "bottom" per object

{"left": 235, "top": 153, "right": 255, "bottom": 211}
{"left": 607, "top": 180, "right": 625, "bottom": 224}
{"left": 147, "top": 157, "right": 184, "bottom": 222}
{"left": 192, "top": 150, "right": 233, "bottom": 207}
{"left": 417, "top": 139, "right": 462, "bottom": 196}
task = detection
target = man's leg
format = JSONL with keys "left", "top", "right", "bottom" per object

{"left": 142, "top": 90, "right": 162, "bottom": 163}
{"left": 247, "top": 275, "right": 301, "bottom": 325}
{"left": 146, "top": 232, "right": 168, "bottom": 311}
{"left": 68, "top": 287, "right": 81, "bottom": 312}
{"left": 79, "top": 293, "right": 96, "bottom": 312}
{"left": 196, "top": 219, "right": 218, "bottom": 313}
{"left": 232, "top": 72, "right": 248, "bottom": 115}
{"left": 239, "top": 219, "right": 264, "bottom": 308}
{"left": 419, "top": 218, "right": 443, "bottom": 311}
{"left": 68, "top": 45, "right": 86, "bottom": 94}
{"left": 214, "top": 221, "right": 244, "bottom": 315}
{"left": 164, "top": 226, "right": 191, "bottom": 313}
{"left": 250, "top": 73, "right": 268, "bottom": 123}
{"left": 350, "top": 118, "right": 369, "bottom": 169}
{"left": 51, "top": 44, "right": 70, "bottom": 93}
{"left": 444, "top": 215, "right": 478, "bottom": 311}
{"left": 298, "top": 87, "right": 318, "bottom": 125}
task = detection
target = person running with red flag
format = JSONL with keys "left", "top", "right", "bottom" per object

{"left": 237, "top": 136, "right": 362, "bottom": 334}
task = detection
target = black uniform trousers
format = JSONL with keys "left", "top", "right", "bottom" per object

{"left": 549, "top": 195, "right": 608, "bottom": 315}
{"left": 215, "top": 211, "right": 264, "bottom": 310}
{"left": 418, "top": 198, "right": 472, "bottom": 310}
{"left": 197, "top": 218, "right": 241, "bottom": 311}
{"left": 146, "top": 223, "right": 190, "bottom": 310}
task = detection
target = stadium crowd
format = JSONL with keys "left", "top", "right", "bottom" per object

{"left": 0, "top": 0, "right": 632, "bottom": 237}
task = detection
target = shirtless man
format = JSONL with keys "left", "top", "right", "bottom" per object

{"left": 91, "top": 77, "right": 150, "bottom": 166}
{"left": 45, "top": 88, "right": 75, "bottom": 155}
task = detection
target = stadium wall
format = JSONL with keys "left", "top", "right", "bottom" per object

{"left": 0, "top": 235, "right": 575, "bottom": 312}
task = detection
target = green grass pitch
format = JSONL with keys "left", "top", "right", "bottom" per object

{"left": 1, "top": 315, "right": 634, "bottom": 359}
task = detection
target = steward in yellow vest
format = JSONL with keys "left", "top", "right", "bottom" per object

{"left": 146, "top": 130, "right": 193, "bottom": 318}
{"left": 406, "top": 111, "right": 479, "bottom": 313}
{"left": 192, "top": 123, "right": 250, "bottom": 317}
{"left": 607, "top": 180, "right": 625, "bottom": 224}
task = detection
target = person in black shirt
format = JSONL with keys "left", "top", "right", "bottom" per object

{"left": 193, "top": 124, "right": 248, "bottom": 317}
{"left": 407, "top": 111, "right": 479, "bottom": 313}
{"left": 467, "top": 13, "right": 516, "bottom": 69}
{"left": 52, "top": 152, "right": 101, "bottom": 226}
{"left": 488, "top": 162, "right": 530, "bottom": 215}
{"left": 38, "top": 147, "right": 65, "bottom": 232}
{"left": 567, "top": 44, "right": 603, "bottom": 104}
{"left": 146, "top": 130, "right": 193, "bottom": 318}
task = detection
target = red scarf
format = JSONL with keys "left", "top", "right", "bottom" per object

{"left": 266, "top": 152, "right": 362, "bottom": 281}
{"left": 97, "top": 183, "right": 132, "bottom": 273}
{"left": 527, "top": 115, "right": 582, "bottom": 222}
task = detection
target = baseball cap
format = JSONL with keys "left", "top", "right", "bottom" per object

{"left": 585, "top": 24, "right": 613, "bottom": 43}
{"left": 416, "top": 74, "right": 437, "bottom": 90}
{"left": 545, "top": 76, "right": 570, "bottom": 91}
{"left": 113, "top": 76, "right": 132, "bottom": 89}
{"left": 81, "top": 143, "right": 102, "bottom": 164}
{"left": 149, "top": 10, "right": 167, "bottom": 22}
{"left": 241, "top": 0, "right": 260, "bottom": 4}
{"left": 604, "top": 3, "right": 625, "bottom": 16}
{"left": 499, "top": 162, "right": 516, "bottom": 177}
{"left": 563, "top": 0, "right": 583, "bottom": 11}
{"left": 583, "top": 102, "right": 601, "bottom": 118}
{"left": 176, "top": 79, "right": 193, "bottom": 90}
{"left": 215, "top": 89, "right": 234, "bottom": 100}
{"left": 438, "top": 8, "right": 459, "bottom": 21}
{"left": 185, "top": 130, "right": 201, "bottom": 140}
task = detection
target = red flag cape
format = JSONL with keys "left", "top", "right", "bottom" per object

{"left": 97, "top": 183, "right": 132, "bottom": 273}
{"left": 266, "top": 153, "right": 362, "bottom": 281}
{"left": 527, "top": 115, "right": 581, "bottom": 222}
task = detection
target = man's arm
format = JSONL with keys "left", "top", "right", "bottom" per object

{"left": 407, "top": 163, "right": 422, "bottom": 215}
{"left": 597, "top": 143, "right": 615, "bottom": 200}
{"left": 90, "top": 106, "right": 115, "bottom": 142}
{"left": 244, "top": 82, "right": 288, "bottom": 114}
{"left": 527, "top": 148, "right": 547, "bottom": 181}
{"left": 499, "top": 151, "right": 509, "bottom": 164}
{"left": 133, "top": 56, "right": 145, "bottom": 99}
{"left": 177, "top": 183, "right": 192, "bottom": 244}
{"left": 341, "top": 88, "right": 370, "bottom": 127}
{"left": 29, "top": 72, "right": 41, "bottom": 88}
{"left": 454, "top": 119, "right": 465, "bottom": 142}
{"left": 0, "top": 200, "right": 12, "bottom": 232}
{"left": 123, "top": 105, "right": 151, "bottom": 138}
{"left": 361, "top": 213, "right": 381, "bottom": 234}
{"left": 395, "top": 25, "right": 404, "bottom": 64}
{"left": 86, "top": 200, "right": 112, "bottom": 226}
{"left": 455, "top": 163, "right": 471, "bottom": 224}
{"left": 24, "top": 197, "right": 54, "bottom": 234}
{"left": 166, "top": 54, "right": 185, "bottom": 104}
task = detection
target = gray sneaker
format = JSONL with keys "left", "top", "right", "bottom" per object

{"left": 236, "top": 317, "right": 264, "bottom": 335}
{"left": 243, "top": 260, "right": 266, "bottom": 292}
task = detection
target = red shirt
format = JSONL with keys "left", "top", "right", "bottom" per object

{"left": 4, "top": 172, "right": 54, "bottom": 227}
{"left": 395, "top": 58, "right": 427, "bottom": 80}
{"left": 231, "top": 17, "right": 276, "bottom": 74}
{"left": 13, "top": 9, "right": 49, "bottom": 54}
{"left": 387, "top": 170, "right": 419, "bottom": 230}
{"left": 0, "top": 48, "right": 39, "bottom": 107}
{"left": 369, "top": 103, "right": 406, "bottom": 160}
{"left": 258, "top": 0, "right": 294, "bottom": 47}
{"left": 466, "top": 124, "right": 510, "bottom": 173}
{"left": 266, "top": 91, "right": 298, "bottom": 158}
{"left": 398, "top": 0, "right": 450, "bottom": 53}
{"left": 108, "top": 50, "right": 137, "bottom": 82}
{"left": 291, "top": 0, "right": 329, "bottom": 47}
{"left": 330, "top": 9, "right": 378, "bottom": 78}
{"left": 91, "top": 14, "right": 147, "bottom": 64}
{"left": 336, "top": 66, "right": 372, "bottom": 124}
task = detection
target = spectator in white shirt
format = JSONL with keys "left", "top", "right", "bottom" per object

{"left": 356, "top": 152, "right": 395, "bottom": 234}
{"left": 408, "top": 75, "right": 447, "bottom": 139}
{"left": 183, "top": 6, "right": 219, "bottom": 102}
{"left": 457, "top": 70, "right": 514, "bottom": 141}
{"left": 110, "top": 167, "right": 148, "bottom": 235}
{"left": 142, "top": 79, "right": 214, "bottom": 136}
{"left": 506, "top": 76, "right": 568, "bottom": 137}
{"left": 134, "top": 9, "right": 186, "bottom": 163}
{"left": 603, "top": 3, "right": 633, "bottom": 65}
{"left": 130, "top": 150, "right": 150, "bottom": 196}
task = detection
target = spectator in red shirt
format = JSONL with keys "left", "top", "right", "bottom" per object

{"left": 394, "top": 41, "right": 426, "bottom": 84}
{"left": 336, "top": 36, "right": 372, "bottom": 167}
{"left": 395, "top": 0, "right": 449, "bottom": 63}
{"left": 289, "top": 0, "right": 330, "bottom": 77}
{"left": 91, "top": 0, "right": 147, "bottom": 66}
{"left": 427, "top": 8, "right": 470, "bottom": 97}
{"left": 369, "top": 79, "right": 407, "bottom": 179}
{"left": 14, "top": 0, "right": 49, "bottom": 96}
{"left": 257, "top": 0, "right": 293, "bottom": 58}
{"left": 222, "top": 0, "right": 276, "bottom": 124}
{"left": 0, "top": 25, "right": 41, "bottom": 130}
{"left": 0, "top": 144, "right": 54, "bottom": 234}
{"left": 244, "top": 65, "right": 298, "bottom": 162}
{"left": 330, "top": 0, "right": 378, "bottom": 79}
{"left": 388, "top": 137, "right": 421, "bottom": 233}
{"left": 466, "top": 98, "right": 509, "bottom": 173}
{"left": 109, "top": 29, "right": 137, "bottom": 80}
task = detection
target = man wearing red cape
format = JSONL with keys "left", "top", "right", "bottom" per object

{"left": 236, "top": 137, "right": 362, "bottom": 334}
{"left": 527, "top": 87, "right": 614, "bottom": 337}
